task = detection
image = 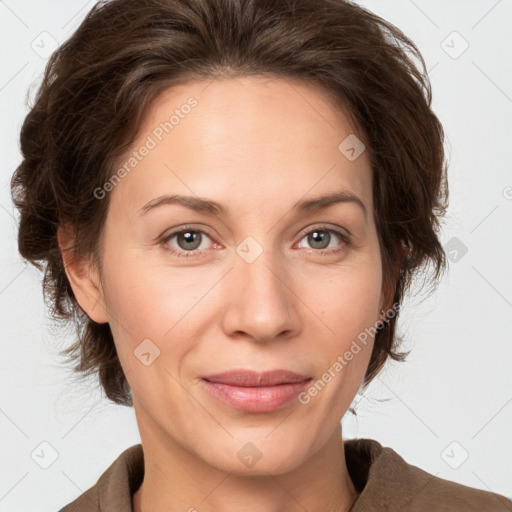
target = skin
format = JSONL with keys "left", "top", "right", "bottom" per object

{"left": 59, "top": 76, "right": 394, "bottom": 512}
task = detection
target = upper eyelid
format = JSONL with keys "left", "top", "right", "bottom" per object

{"left": 296, "top": 223, "right": 351, "bottom": 239}
{"left": 162, "top": 225, "right": 216, "bottom": 242}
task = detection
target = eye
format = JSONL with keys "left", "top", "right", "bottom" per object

{"left": 160, "top": 227, "right": 216, "bottom": 257}
{"left": 159, "top": 224, "right": 351, "bottom": 259}
{"left": 296, "top": 226, "right": 350, "bottom": 254}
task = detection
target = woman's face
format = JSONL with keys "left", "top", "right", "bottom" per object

{"left": 81, "top": 76, "right": 387, "bottom": 474}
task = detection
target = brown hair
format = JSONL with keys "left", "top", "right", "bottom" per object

{"left": 11, "top": 0, "right": 448, "bottom": 406}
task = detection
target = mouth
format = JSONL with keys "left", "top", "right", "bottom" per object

{"left": 200, "top": 369, "right": 312, "bottom": 413}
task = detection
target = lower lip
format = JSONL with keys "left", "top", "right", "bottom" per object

{"left": 201, "top": 379, "right": 311, "bottom": 413}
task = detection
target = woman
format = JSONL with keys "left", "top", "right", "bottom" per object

{"left": 11, "top": 0, "right": 511, "bottom": 510}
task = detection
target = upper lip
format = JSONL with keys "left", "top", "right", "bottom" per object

{"left": 201, "top": 369, "right": 311, "bottom": 387}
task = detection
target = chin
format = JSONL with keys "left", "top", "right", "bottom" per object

{"left": 197, "top": 433, "right": 312, "bottom": 477}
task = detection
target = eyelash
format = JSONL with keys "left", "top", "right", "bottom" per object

{"left": 159, "top": 224, "right": 352, "bottom": 259}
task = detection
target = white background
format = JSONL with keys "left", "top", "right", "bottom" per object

{"left": 1, "top": 0, "right": 511, "bottom": 510}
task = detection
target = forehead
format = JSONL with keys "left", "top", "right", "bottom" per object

{"left": 109, "top": 76, "right": 372, "bottom": 218}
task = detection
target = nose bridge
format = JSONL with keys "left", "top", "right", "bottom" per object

{"left": 222, "top": 238, "right": 298, "bottom": 341}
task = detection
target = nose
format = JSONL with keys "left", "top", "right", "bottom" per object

{"left": 220, "top": 247, "right": 301, "bottom": 344}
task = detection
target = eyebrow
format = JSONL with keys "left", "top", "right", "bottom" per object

{"left": 139, "top": 190, "right": 367, "bottom": 219}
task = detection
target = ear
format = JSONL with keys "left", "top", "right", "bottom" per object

{"left": 57, "top": 224, "right": 109, "bottom": 324}
{"left": 376, "top": 239, "right": 409, "bottom": 324}
{"left": 377, "top": 283, "right": 395, "bottom": 326}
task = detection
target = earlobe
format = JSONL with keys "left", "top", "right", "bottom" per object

{"left": 57, "top": 225, "right": 109, "bottom": 324}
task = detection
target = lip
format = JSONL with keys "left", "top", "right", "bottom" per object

{"left": 200, "top": 370, "right": 312, "bottom": 413}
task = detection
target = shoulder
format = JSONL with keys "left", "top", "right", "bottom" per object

{"left": 58, "top": 444, "right": 144, "bottom": 512}
{"left": 345, "top": 438, "right": 512, "bottom": 512}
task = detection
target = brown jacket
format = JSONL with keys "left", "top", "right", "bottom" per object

{"left": 59, "top": 438, "right": 512, "bottom": 511}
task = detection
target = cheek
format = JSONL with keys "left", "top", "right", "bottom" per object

{"left": 312, "top": 260, "right": 382, "bottom": 332}
{"left": 281, "top": 264, "right": 381, "bottom": 440}
{"left": 99, "top": 256, "right": 166, "bottom": 348}
{"left": 99, "top": 248, "right": 219, "bottom": 369}
{"left": 307, "top": 258, "right": 382, "bottom": 377}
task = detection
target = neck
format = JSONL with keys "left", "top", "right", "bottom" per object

{"left": 133, "top": 417, "right": 359, "bottom": 512}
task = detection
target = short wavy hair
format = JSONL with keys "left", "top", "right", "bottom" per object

{"left": 11, "top": 0, "right": 448, "bottom": 406}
